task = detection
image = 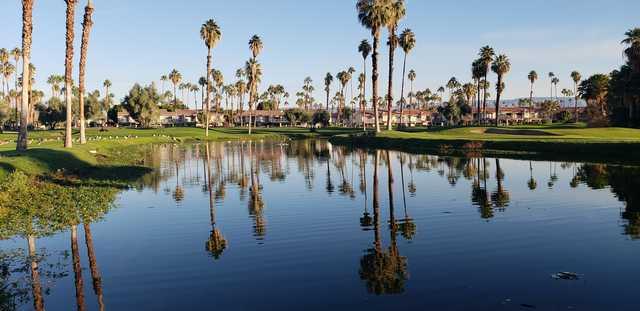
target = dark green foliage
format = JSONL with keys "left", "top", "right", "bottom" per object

{"left": 121, "top": 83, "right": 161, "bottom": 128}
{"left": 312, "top": 110, "right": 330, "bottom": 127}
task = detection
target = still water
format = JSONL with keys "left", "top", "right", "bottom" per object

{"left": 1, "top": 139, "right": 640, "bottom": 310}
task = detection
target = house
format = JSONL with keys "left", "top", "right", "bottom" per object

{"left": 472, "top": 107, "right": 542, "bottom": 125}
{"left": 117, "top": 111, "right": 137, "bottom": 126}
{"left": 159, "top": 109, "right": 198, "bottom": 126}
{"left": 233, "top": 110, "right": 286, "bottom": 127}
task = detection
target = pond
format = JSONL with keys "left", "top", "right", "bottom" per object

{"left": 1, "top": 139, "right": 639, "bottom": 310}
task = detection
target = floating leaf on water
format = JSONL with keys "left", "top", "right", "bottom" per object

{"left": 551, "top": 272, "right": 580, "bottom": 280}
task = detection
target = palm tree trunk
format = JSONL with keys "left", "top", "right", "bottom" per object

{"left": 64, "top": 0, "right": 76, "bottom": 148}
{"left": 28, "top": 235, "right": 45, "bottom": 311}
{"left": 205, "top": 49, "right": 212, "bottom": 136}
{"left": 574, "top": 83, "right": 579, "bottom": 122}
{"left": 482, "top": 72, "right": 488, "bottom": 125}
{"left": 372, "top": 31, "right": 381, "bottom": 133}
{"left": 17, "top": 0, "right": 34, "bottom": 152}
{"left": 476, "top": 79, "right": 481, "bottom": 124}
{"left": 84, "top": 223, "right": 105, "bottom": 311}
{"left": 78, "top": 2, "right": 94, "bottom": 144}
{"left": 496, "top": 75, "right": 503, "bottom": 127}
{"left": 386, "top": 30, "right": 396, "bottom": 131}
{"left": 399, "top": 52, "right": 407, "bottom": 128}
{"left": 362, "top": 57, "right": 367, "bottom": 131}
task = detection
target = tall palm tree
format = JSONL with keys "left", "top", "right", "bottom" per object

{"left": 245, "top": 59, "right": 262, "bottom": 134}
{"left": 570, "top": 71, "right": 582, "bottom": 122}
{"left": 324, "top": 72, "right": 333, "bottom": 113}
{"left": 384, "top": 0, "right": 406, "bottom": 131}
{"left": 160, "top": 75, "right": 168, "bottom": 93}
{"left": 552, "top": 77, "right": 560, "bottom": 100}
{"left": 63, "top": 0, "right": 77, "bottom": 148}
{"left": 200, "top": 19, "right": 222, "bottom": 136}
{"left": 398, "top": 28, "right": 415, "bottom": 127}
{"left": 357, "top": 0, "right": 391, "bottom": 133}
{"left": 407, "top": 69, "right": 416, "bottom": 107}
{"left": 348, "top": 66, "right": 356, "bottom": 109}
{"left": 528, "top": 70, "right": 538, "bottom": 111}
{"left": 491, "top": 54, "right": 511, "bottom": 126}
{"left": 336, "top": 71, "right": 349, "bottom": 123}
{"left": 548, "top": 72, "right": 555, "bottom": 99}
{"left": 472, "top": 59, "right": 484, "bottom": 123}
{"left": 212, "top": 69, "right": 224, "bottom": 112}
{"left": 103, "top": 79, "right": 112, "bottom": 107}
{"left": 622, "top": 28, "right": 640, "bottom": 72}
{"left": 478, "top": 46, "right": 495, "bottom": 124}
{"left": 168, "top": 69, "right": 182, "bottom": 124}
{"left": 10, "top": 48, "right": 21, "bottom": 95}
{"left": 358, "top": 39, "right": 372, "bottom": 129}
{"left": 17, "top": 0, "right": 34, "bottom": 151}
{"left": 77, "top": 0, "right": 94, "bottom": 145}
{"left": 247, "top": 35, "right": 263, "bottom": 134}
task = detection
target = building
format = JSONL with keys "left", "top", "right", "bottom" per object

{"left": 233, "top": 110, "right": 287, "bottom": 127}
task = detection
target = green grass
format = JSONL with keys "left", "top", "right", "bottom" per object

{"left": 3, "top": 124, "right": 640, "bottom": 180}
{"left": 330, "top": 124, "right": 640, "bottom": 164}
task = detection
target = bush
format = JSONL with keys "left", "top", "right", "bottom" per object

{"left": 312, "top": 110, "right": 330, "bottom": 127}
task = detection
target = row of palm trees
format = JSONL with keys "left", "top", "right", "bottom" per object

{"left": 14, "top": 0, "right": 96, "bottom": 152}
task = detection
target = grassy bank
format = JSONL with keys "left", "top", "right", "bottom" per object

{"left": 0, "top": 127, "right": 336, "bottom": 180}
{"left": 329, "top": 124, "right": 640, "bottom": 164}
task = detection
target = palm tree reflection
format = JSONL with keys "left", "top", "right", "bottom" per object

{"left": 359, "top": 151, "right": 408, "bottom": 295}
{"left": 204, "top": 143, "right": 227, "bottom": 259}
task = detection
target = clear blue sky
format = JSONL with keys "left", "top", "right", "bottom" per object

{"left": 1, "top": 0, "right": 638, "bottom": 107}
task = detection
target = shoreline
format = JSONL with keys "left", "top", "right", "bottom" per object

{"left": 3, "top": 125, "right": 640, "bottom": 182}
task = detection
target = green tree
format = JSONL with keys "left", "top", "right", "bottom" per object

{"left": 77, "top": 0, "right": 95, "bottom": 144}
{"left": 17, "top": 0, "right": 34, "bottom": 152}
{"left": 64, "top": 0, "right": 77, "bottom": 149}
{"left": 200, "top": 19, "right": 222, "bottom": 136}
{"left": 384, "top": 0, "right": 406, "bottom": 131}
{"left": 491, "top": 54, "right": 511, "bottom": 126}
{"left": 357, "top": 0, "right": 392, "bottom": 133}
{"left": 398, "top": 28, "right": 415, "bottom": 127}
{"left": 121, "top": 83, "right": 161, "bottom": 128}
{"left": 478, "top": 46, "right": 495, "bottom": 123}
{"left": 528, "top": 70, "right": 538, "bottom": 110}
{"left": 579, "top": 74, "right": 610, "bottom": 125}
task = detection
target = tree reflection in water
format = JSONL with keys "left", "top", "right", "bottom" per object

{"left": 0, "top": 172, "right": 117, "bottom": 310}
{"left": 359, "top": 150, "right": 409, "bottom": 295}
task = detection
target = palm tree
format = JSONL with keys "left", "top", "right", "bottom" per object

{"left": 235, "top": 80, "right": 246, "bottom": 125}
{"left": 160, "top": 75, "right": 168, "bottom": 93}
{"left": 168, "top": 69, "right": 182, "bottom": 124}
{"left": 570, "top": 71, "right": 581, "bottom": 122}
{"left": 478, "top": 46, "right": 495, "bottom": 124}
{"left": 245, "top": 58, "right": 262, "bottom": 134}
{"left": 407, "top": 69, "right": 416, "bottom": 107}
{"left": 63, "top": 0, "right": 77, "bottom": 148}
{"left": 348, "top": 66, "right": 356, "bottom": 109}
{"left": 398, "top": 28, "right": 415, "bottom": 127}
{"left": 103, "top": 79, "right": 112, "bottom": 107}
{"left": 200, "top": 19, "right": 222, "bottom": 136}
{"left": 552, "top": 77, "right": 560, "bottom": 100}
{"left": 622, "top": 28, "right": 640, "bottom": 72}
{"left": 384, "top": 0, "right": 406, "bottom": 131}
{"left": 357, "top": 0, "right": 392, "bottom": 133}
{"left": 528, "top": 70, "right": 538, "bottom": 111}
{"left": 17, "top": 2, "right": 33, "bottom": 151}
{"left": 324, "top": 72, "right": 333, "bottom": 114}
{"left": 212, "top": 69, "right": 224, "bottom": 112}
{"left": 471, "top": 59, "right": 484, "bottom": 123}
{"left": 10, "top": 48, "right": 21, "bottom": 95}
{"left": 491, "top": 54, "right": 511, "bottom": 126}
{"left": 446, "top": 77, "right": 460, "bottom": 99}
{"left": 358, "top": 39, "right": 372, "bottom": 126}
{"left": 247, "top": 35, "right": 263, "bottom": 134}
{"left": 77, "top": 0, "right": 94, "bottom": 145}
{"left": 548, "top": 72, "right": 555, "bottom": 98}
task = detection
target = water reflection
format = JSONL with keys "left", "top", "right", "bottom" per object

{"left": 0, "top": 173, "right": 117, "bottom": 310}
{"left": 3, "top": 139, "right": 640, "bottom": 308}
